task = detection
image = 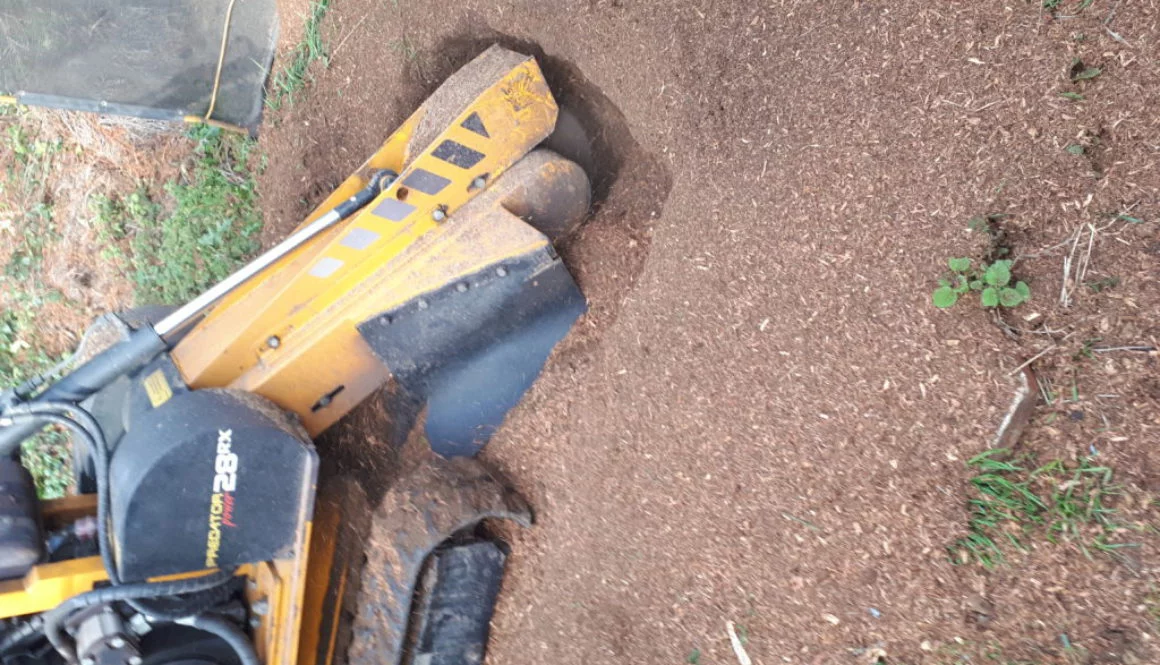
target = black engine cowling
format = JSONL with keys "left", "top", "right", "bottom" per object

{"left": 109, "top": 389, "right": 317, "bottom": 581}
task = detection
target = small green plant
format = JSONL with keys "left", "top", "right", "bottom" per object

{"left": 390, "top": 35, "right": 420, "bottom": 61}
{"left": 949, "top": 449, "right": 1130, "bottom": 568}
{"left": 1144, "top": 587, "right": 1160, "bottom": 632}
{"left": 5, "top": 201, "right": 57, "bottom": 280}
{"left": 0, "top": 296, "right": 71, "bottom": 499}
{"left": 1110, "top": 212, "right": 1144, "bottom": 224}
{"left": 686, "top": 649, "right": 701, "bottom": 665}
{"left": 95, "top": 126, "right": 262, "bottom": 304}
{"left": 932, "top": 258, "right": 1030, "bottom": 309}
{"left": 4, "top": 122, "right": 63, "bottom": 196}
{"left": 1069, "top": 58, "right": 1102, "bottom": 83}
{"left": 0, "top": 299, "right": 58, "bottom": 389}
{"left": 20, "top": 430, "right": 72, "bottom": 499}
{"left": 267, "top": 0, "right": 333, "bottom": 110}
{"left": 935, "top": 638, "right": 1049, "bottom": 665}
{"left": 1086, "top": 276, "right": 1119, "bottom": 292}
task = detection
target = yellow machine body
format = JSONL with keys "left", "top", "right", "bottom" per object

{"left": 173, "top": 46, "right": 560, "bottom": 436}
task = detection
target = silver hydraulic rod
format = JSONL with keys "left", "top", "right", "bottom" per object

{"left": 153, "top": 170, "right": 395, "bottom": 340}
{"left": 154, "top": 208, "right": 340, "bottom": 337}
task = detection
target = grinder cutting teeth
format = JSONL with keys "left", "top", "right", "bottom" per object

{"left": 0, "top": 45, "right": 590, "bottom": 665}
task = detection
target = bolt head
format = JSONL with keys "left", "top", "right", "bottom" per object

{"left": 129, "top": 657, "right": 143, "bottom": 665}
{"left": 108, "top": 637, "right": 126, "bottom": 649}
{"left": 432, "top": 207, "right": 447, "bottom": 222}
{"left": 471, "top": 176, "right": 487, "bottom": 190}
{"left": 495, "top": 266, "right": 508, "bottom": 277}
{"left": 267, "top": 336, "right": 281, "bottom": 349}
{"left": 456, "top": 283, "right": 468, "bottom": 293}
{"left": 417, "top": 300, "right": 428, "bottom": 310}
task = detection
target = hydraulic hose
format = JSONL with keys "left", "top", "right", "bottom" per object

{"left": 3, "top": 406, "right": 117, "bottom": 581}
{"left": 0, "top": 617, "right": 43, "bottom": 655}
{"left": 182, "top": 614, "right": 261, "bottom": 665}
{"left": 42, "top": 571, "right": 236, "bottom": 662}
{"left": 126, "top": 581, "right": 238, "bottom": 622}
{"left": 0, "top": 327, "right": 167, "bottom": 457}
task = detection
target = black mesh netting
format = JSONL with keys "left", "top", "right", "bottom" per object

{"left": 0, "top": 0, "right": 277, "bottom": 130}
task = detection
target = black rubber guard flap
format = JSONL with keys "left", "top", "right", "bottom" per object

{"left": 356, "top": 246, "right": 585, "bottom": 456}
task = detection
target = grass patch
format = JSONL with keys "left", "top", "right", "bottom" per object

{"left": 949, "top": 449, "right": 1131, "bottom": 568}
{"left": 20, "top": 430, "right": 72, "bottom": 500}
{"left": 934, "top": 638, "right": 1047, "bottom": 665}
{"left": 0, "top": 293, "right": 63, "bottom": 387}
{"left": 94, "top": 125, "right": 262, "bottom": 304}
{"left": 2, "top": 115, "right": 264, "bottom": 496}
{"left": 1, "top": 114, "right": 72, "bottom": 498}
{"left": 266, "top": 0, "right": 332, "bottom": 111}
{"left": 4, "top": 123, "right": 63, "bottom": 197}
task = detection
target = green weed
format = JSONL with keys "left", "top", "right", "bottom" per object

{"left": 1144, "top": 587, "right": 1160, "bottom": 631}
{"left": 20, "top": 430, "right": 72, "bottom": 500}
{"left": 95, "top": 125, "right": 262, "bottom": 304}
{"left": 0, "top": 295, "right": 61, "bottom": 389}
{"left": 267, "top": 0, "right": 332, "bottom": 110}
{"left": 1111, "top": 213, "right": 1144, "bottom": 224}
{"left": 1086, "top": 276, "right": 1119, "bottom": 292}
{"left": 4, "top": 201, "right": 57, "bottom": 280}
{"left": 0, "top": 294, "right": 70, "bottom": 499}
{"left": 967, "top": 214, "right": 1002, "bottom": 237}
{"left": 1069, "top": 59, "right": 1102, "bottom": 83}
{"left": 949, "top": 449, "right": 1130, "bottom": 567}
{"left": 934, "top": 638, "right": 1043, "bottom": 664}
{"left": 390, "top": 35, "right": 420, "bottom": 61}
{"left": 932, "top": 258, "right": 1030, "bottom": 310}
{"left": 1046, "top": 0, "right": 1094, "bottom": 13}
{"left": 3, "top": 122, "right": 63, "bottom": 196}
{"left": 1, "top": 113, "right": 76, "bottom": 498}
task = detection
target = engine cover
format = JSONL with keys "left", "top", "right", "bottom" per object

{"left": 109, "top": 389, "right": 317, "bottom": 581}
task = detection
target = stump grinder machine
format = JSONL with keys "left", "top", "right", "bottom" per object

{"left": 0, "top": 46, "right": 590, "bottom": 665}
